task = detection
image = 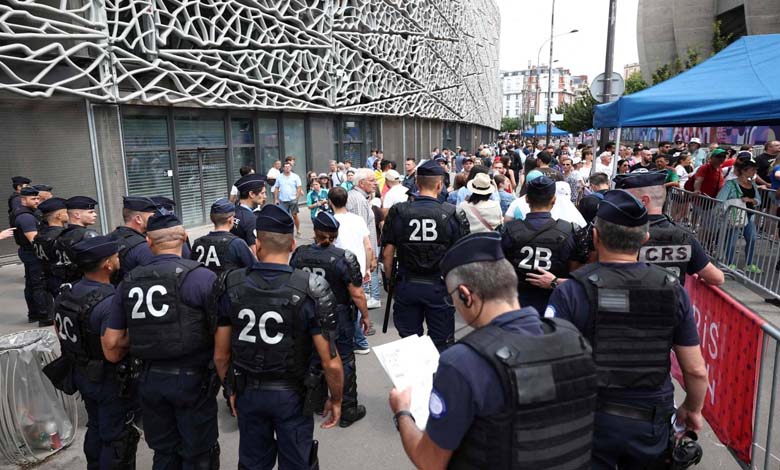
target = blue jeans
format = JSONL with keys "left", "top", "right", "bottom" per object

{"left": 354, "top": 311, "right": 369, "bottom": 349}
{"left": 361, "top": 246, "right": 380, "bottom": 301}
{"left": 724, "top": 215, "right": 756, "bottom": 265}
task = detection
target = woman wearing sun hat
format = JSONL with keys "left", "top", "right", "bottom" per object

{"left": 456, "top": 172, "right": 503, "bottom": 234}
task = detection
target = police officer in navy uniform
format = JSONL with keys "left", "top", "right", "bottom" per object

{"left": 33, "top": 197, "right": 70, "bottom": 325}
{"left": 290, "top": 211, "right": 371, "bottom": 427}
{"left": 105, "top": 211, "right": 221, "bottom": 469}
{"left": 382, "top": 160, "right": 461, "bottom": 351}
{"left": 192, "top": 198, "right": 255, "bottom": 273}
{"left": 8, "top": 175, "right": 31, "bottom": 215}
{"left": 388, "top": 232, "right": 596, "bottom": 469}
{"left": 501, "top": 176, "right": 578, "bottom": 314}
{"left": 614, "top": 170, "right": 725, "bottom": 286}
{"left": 109, "top": 196, "right": 157, "bottom": 281}
{"left": 545, "top": 190, "right": 709, "bottom": 469}
{"left": 151, "top": 196, "right": 193, "bottom": 259}
{"left": 53, "top": 196, "right": 100, "bottom": 285}
{"left": 10, "top": 186, "right": 51, "bottom": 324}
{"left": 54, "top": 236, "right": 139, "bottom": 469}
{"left": 213, "top": 205, "right": 344, "bottom": 469}
{"left": 231, "top": 174, "right": 267, "bottom": 248}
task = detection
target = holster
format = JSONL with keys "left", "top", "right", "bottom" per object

{"left": 349, "top": 303, "right": 358, "bottom": 322}
{"left": 42, "top": 355, "right": 77, "bottom": 395}
{"left": 309, "top": 440, "right": 319, "bottom": 470}
{"left": 84, "top": 359, "right": 105, "bottom": 383}
{"left": 302, "top": 367, "right": 327, "bottom": 416}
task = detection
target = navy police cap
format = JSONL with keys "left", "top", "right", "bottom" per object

{"left": 313, "top": 211, "right": 340, "bottom": 232}
{"left": 235, "top": 174, "right": 266, "bottom": 193}
{"left": 440, "top": 232, "right": 505, "bottom": 277}
{"left": 123, "top": 196, "right": 157, "bottom": 213}
{"left": 38, "top": 197, "right": 67, "bottom": 214}
{"left": 416, "top": 160, "right": 446, "bottom": 177}
{"left": 71, "top": 235, "right": 120, "bottom": 266}
{"left": 613, "top": 170, "right": 667, "bottom": 189}
{"left": 146, "top": 211, "right": 182, "bottom": 232}
{"left": 66, "top": 196, "right": 98, "bottom": 210}
{"left": 596, "top": 190, "right": 648, "bottom": 228}
{"left": 151, "top": 196, "right": 176, "bottom": 211}
{"left": 32, "top": 184, "right": 53, "bottom": 192}
{"left": 19, "top": 187, "right": 39, "bottom": 196}
{"left": 526, "top": 175, "right": 556, "bottom": 198}
{"left": 210, "top": 198, "right": 235, "bottom": 214}
{"left": 256, "top": 204, "right": 294, "bottom": 234}
{"left": 12, "top": 176, "right": 31, "bottom": 187}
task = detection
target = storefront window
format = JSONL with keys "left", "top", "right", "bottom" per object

{"left": 283, "top": 117, "right": 308, "bottom": 196}
{"left": 258, "top": 117, "right": 280, "bottom": 173}
{"left": 122, "top": 116, "right": 175, "bottom": 201}
{"left": 231, "top": 118, "right": 255, "bottom": 179}
{"left": 342, "top": 118, "right": 363, "bottom": 166}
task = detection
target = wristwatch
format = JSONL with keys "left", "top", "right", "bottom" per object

{"left": 550, "top": 277, "right": 559, "bottom": 289}
{"left": 393, "top": 410, "right": 415, "bottom": 431}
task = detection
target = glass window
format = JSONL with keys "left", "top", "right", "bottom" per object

{"left": 175, "top": 117, "right": 226, "bottom": 147}
{"left": 176, "top": 149, "right": 228, "bottom": 225}
{"left": 258, "top": 118, "right": 280, "bottom": 173}
{"left": 283, "top": 118, "right": 308, "bottom": 193}
{"left": 231, "top": 118, "right": 255, "bottom": 179}
{"left": 231, "top": 119, "right": 254, "bottom": 146}
{"left": 125, "top": 150, "right": 175, "bottom": 200}
{"left": 343, "top": 118, "right": 363, "bottom": 166}
{"left": 123, "top": 116, "right": 169, "bottom": 148}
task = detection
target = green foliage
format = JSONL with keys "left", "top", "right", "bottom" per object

{"left": 624, "top": 70, "right": 648, "bottom": 95}
{"left": 556, "top": 92, "right": 597, "bottom": 133}
{"left": 712, "top": 20, "right": 735, "bottom": 53}
{"left": 500, "top": 117, "right": 520, "bottom": 133}
{"left": 652, "top": 47, "right": 703, "bottom": 85}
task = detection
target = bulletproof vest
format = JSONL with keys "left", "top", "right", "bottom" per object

{"left": 53, "top": 226, "right": 95, "bottom": 283}
{"left": 191, "top": 232, "right": 240, "bottom": 273}
{"left": 395, "top": 201, "right": 456, "bottom": 275}
{"left": 10, "top": 206, "right": 41, "bottom": 250}
{"left": 571, "top": 263, "right": 679, "bottom": 389}
{"left": 55, "top": 283, "right": 115, "bottom": 363}
{"left": 123, "top": 258, "right": 212, "bottom": 361}
{"left": 34, "top": 225, "right": 66, "bottom": 275}
{"left": 224, "top": 268, "right": 312, "bottom": 383}
{"left": 110, "top": 226, "right": 147, "bottom": 266}
{"left": 450, "top": 318, "right": 597, "bottom": 470}
{"left": 503, "top": 218, "right": 574, "bottom": 289}
{"left": 230, "top": 205, "right": 255, "bottom": 243}
{"left": 639, "top": 217, "right": 692, "bottom": 283}
{"left": 8, "top": 193, "right": 19, "bottom": 215}
{"left": 291, "top": 245, "right": 350, "bottom": 305}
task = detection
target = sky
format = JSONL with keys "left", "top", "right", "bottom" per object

{"left": 496, "top": 0, "right": 639, "bottom": 81}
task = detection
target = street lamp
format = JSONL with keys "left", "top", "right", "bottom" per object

{"left": 534, "top": 27, "right": 578, "bottom": 143}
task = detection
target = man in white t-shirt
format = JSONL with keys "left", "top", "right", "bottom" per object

{"left": 381, "top": 169, "right": 408, "bottom": 216}
{"left": 229, "top": 165, "right": 255, "bottom": 203}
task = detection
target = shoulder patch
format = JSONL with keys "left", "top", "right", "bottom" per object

{"left": 429, "top": 388, "right": 447, "bottom": 419}
{"left": 543, "top": 305, "right": 556, "bottom": 319}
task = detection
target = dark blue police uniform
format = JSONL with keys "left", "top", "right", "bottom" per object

{"left": 107, "top": 213, "right": 219, "bottom": 470}
{"left": 8, "top": 176, "right": 29, "bottom": 215}
{"left": 230, "top": 174, "right": 266, "bottom": 247}
{"left": 110, "top": 196, "right": 158, "bottom": 280}
{"left": 10, "top": 187, "right": 49, "bottom": 322}
{"left": 193, "top": 231, "right": 254, "bottom": 270}
{"left": 34, "top": 198, "right": 68, "bottom": 307}
{"left": 151, "top": 196, "right": 193, "bottom": 259}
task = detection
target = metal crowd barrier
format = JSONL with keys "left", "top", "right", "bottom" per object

{"left": 665, "top": 187, "right": 780, "bottom": 301}
{"left": 752, "top": 323, "right": 780, "bottom": 469}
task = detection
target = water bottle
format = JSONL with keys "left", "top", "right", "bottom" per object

{"left": 45, "top": 422, "right": 61, "bottom": 450}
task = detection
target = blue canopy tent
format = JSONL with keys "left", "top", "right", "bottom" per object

{"left": 522, "top": 124, "right": 569, "bottom": 137}
{"left": 594, "top": 34, "right": 780, "bottom": 128}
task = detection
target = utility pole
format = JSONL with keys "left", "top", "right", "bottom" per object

{"left": 598, "top": 0, "right": 617, "bottom": 152}
{"left": 545, "top": 0, "right": 556, "bottom": 145}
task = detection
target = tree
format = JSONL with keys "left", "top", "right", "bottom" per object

{"left": 652, "top": 47, "right": 703, "bottom": 85}
{"left": 712, "top": 20, "right": 735, "bottom": 53}
{"left": 556, "top": 92, "right": 597, "bottom": 133}
{"left": 624, "top": 70, "right": 648, "bottom": 95}
{"left": 501, "top": 117, "right": 520, "bottom": 133}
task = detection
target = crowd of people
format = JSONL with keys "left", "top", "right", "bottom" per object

{"left": 3, "top": 134, "right": 775, "bottom": 469}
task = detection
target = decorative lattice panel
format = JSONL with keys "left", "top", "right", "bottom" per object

{"left": 0, "top": 0, "right": 501, "bottom": 128}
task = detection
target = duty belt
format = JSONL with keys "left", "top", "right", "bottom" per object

{"left": 147, "top": 365, "right": 207, "bottom": 376}
{"left": 400, "top": 274, "right": 442, "bottom": 285}
{"left": 244, "top": 376, "right": 302, "bottom": 392}
{"left": 597, "top": 401, "right": 669, "bottom": 422}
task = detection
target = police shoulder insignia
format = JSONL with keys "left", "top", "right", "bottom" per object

{"left": 543, "top": 305, "right": 556, "bottom": 318}
{"left": 429, "top": 389, "right": 447, "bottom": 419}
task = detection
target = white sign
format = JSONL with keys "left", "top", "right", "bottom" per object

{"left": 590, "top": 72, "right": 625, "bottom": 103}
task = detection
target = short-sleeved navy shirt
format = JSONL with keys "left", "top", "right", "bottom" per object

{"left": 216, "top": 263, "right": 320, "bottom": 336}
{"left": 203, "top": 231, "right": 255, "bottom": 268}
{"left": 106, "top": 254, "right": 217, "bottom": 366}
{"left": 647, "top": 215, "right": 709, "bottom": 275}
{"left": 121, "top": 240, "right": 154, "bottom": 276}
{"left": 69, "top": 278, "right": 116, "bottom": 336}
{"left": 13, "top": 211, "right": 39, "bottom": 234}
{"left": 426, "top": 308, "right": 543, "bottom": 450}
{"left": 381, "top": 196, "right": 461, "bottom": 277}
{"left": 545, "top": 262, "right": 700, "bottom": 404}
{"left": 8, "top": 193, "right": 21, "bottom": 214}
{"left": 231, "top": 204, "right": 257, "bottom": 247}
{"left": 289, "top": 244, "right": 357, "bottom": 290}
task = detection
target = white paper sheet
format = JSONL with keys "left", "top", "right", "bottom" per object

{"left": 373, "top": 335, "right": 440, "bottom": 429}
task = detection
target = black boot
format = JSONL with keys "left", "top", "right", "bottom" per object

{"left": 339, "top": 404, "right": 366, "bottom": 428}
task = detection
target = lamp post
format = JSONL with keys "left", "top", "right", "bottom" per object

{"left": 534, "top": 26, "right": 578, "bottom": 144}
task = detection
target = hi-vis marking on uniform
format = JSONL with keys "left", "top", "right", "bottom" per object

{"left": 237, "top": 309, "right": 284, "bottom": 345}
{"left": 638, "top": 245, "right": 692, "bottom": 263}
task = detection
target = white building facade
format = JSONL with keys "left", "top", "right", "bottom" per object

{"left": 501, "top": 67, "right": 580, "bottom": 119}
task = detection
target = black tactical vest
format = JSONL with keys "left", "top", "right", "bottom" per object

{"left": 55, "top": 283, "right": 115, "bottom": 363}
{"left": 8, "top": 193, "right": 19, "bottom": 216}
{"left": 10, "top": 206, "right": 41, "bottom": 250}
{"left": 291, "top": 245, "right": 350, "bottom": 305}
{"left": 53, "top": 226, "right": 97, "bottom": 283}
{"left": 395, "top": 201, "right": 456, "bottom": 275}
{"left": 639, "top": 217, "right": 692, "bottom": 284}
{"left": 191, "top": 232, "right": 240, "bottom": 273}
{"left": 571, "top": 263, "right": 679, "bottom": 389}
{"left": 124, "top": 259, "right": 212, "bottom": 361}
{"left": 34, "top": 225, "right": 66, "bottom": 275}
{"left": 503, "top": 218, "right": 574, "bottom": 289}
{"left": 110, "top": 226, "right": 146, "bottom": 264}
{"left": 450, "top": 317, "right": 597, "bottom": 470}
{"left": 224, "top": 268, "right": 312, "bottom": 384}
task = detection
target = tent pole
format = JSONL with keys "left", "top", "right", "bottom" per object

{"left": 612, "top": 127, "right": 622, "bottom": 179}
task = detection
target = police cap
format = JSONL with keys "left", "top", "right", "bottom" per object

{"left": 38, "top": 197, "right": 67, "bottom": 214}
{"left": 70, "top": 235, "right": 119, "bottom": 266}
{"left": 256, "top": 204, "right": 294, "bottom": 234}
{"left": 65, "top": 196, "right": 98, "bottom": 210}
{"left": 313, "top": 211, "right": 340, "bottom": 232}
{"left": 32, "top": 184, "right": 53, "bottom": 192}
{"left": 123, "top": 196, "right": 157, "bottom": 213}
{"left": 19, "top": 187, "right": 39, "bottom": 196}
{"left": 614, "top": 170, "right": 667, "bottom": 189}
{"left": 210, "top": 197, "right": 235, "bottom": 215}
{"left": 526, "top": 175, "right": 556, "bottom": 198}
{"left": 12, "top": 176, "right": 31, "bottom": 187}
{"left": 151, "top": 196, "right": 176, "bottom": 211}
{"left": 146, "top": 211, "right": 182, "bottom": 232}
{"left": 416, "top": 160, "right": 446, "bottom": 177}
{"left": 596, "top": 190, "right": 648, "bottom": 227}
{"left": 440, "top": 232, "right": 505, "bottom": 277}
{"left": 235, "top": 174, "right": 266, "bottom": 194}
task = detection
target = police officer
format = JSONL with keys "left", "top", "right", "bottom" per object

{"left": 151, "top": 196, "right": 193, "bottom": 258}
{"left": 382, "top": 160, "right": 461, "bottom": 351}
{"left": 614, "top": 170, "right": 725, "bottom": 286}
{"left": 230, "top": 174, "right": 266, "bottom": 247}
{"left": 213, "top": 205, "right": 343, "bottom": 469}
{"left": 54, "top": 236, "right": 139, "bottom": 469}
{"left": 501, "top": 176, "right": 578, "bottom": 314}
{"left": 105, "top": 211, "right": 221, "bottom": 469}
{"left": 388, "top": 232, "right": 596, "bottom": 469}
{"left": 53, "top": 196, "right": 100, "bottom": 285}
{"left": 545, "top": 190, "right": 709, "bottom": 469}
{"left": 109, "top": 196, "right": 157, "bottom": 281}
{"left": 578, "top": 172, "right": 610, "bottom": 224}
{"left": 191, "top": 198, "right": 255, "bottom": 273}
{"left": 290, "top": 211, "right": 370, "bottom": 427}
{"left": 10, "top": 186, "right": 50, "bottom": 323}
{"left": 8, "top": 175, "right": 31, "bottom": 215}
{"left": 33, "top": 197, "right": 69, "bottom": 325}
{"left": 33, "top": 183, "right": 54, "bottom": 201}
